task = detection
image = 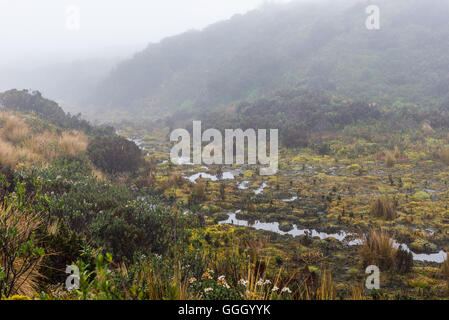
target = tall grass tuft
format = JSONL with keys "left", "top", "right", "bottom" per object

{"left": 360, "top": 229, "right": 396, "bottom": 271}
{"left": 370, "top": 196, "right": 396, "bottom": 220}
{"left": 59, "top": 131, "right": 88, "bottom": 156}
{"left": 441, "top": 253, "right": 449, "bottom": 290}
{"left": 438, "top": 147, "right": 449, "bottom": 165}
{"left": 384, "top": 151, "right": 395, "bottom": 168}
{"left": 0, "top": 112, "right": 30, "bottom": 144}
{"left": 0, "top": 140, "right": 21, "bottom": 168}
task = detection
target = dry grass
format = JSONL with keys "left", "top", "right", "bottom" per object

{"left": 59, "top": 131, "right": 88, "bottom": 156}
{"left": 0, "top": 111, "right": 88, "bottom": 168}
{"left": 315, "top": 269, "right": 336, "bottom": 300}
{"left": 384, "top": 151, "right": 395, "bottom": 168}
{"left": 441, "top": 254, "right": 449, "bottom": 289}
{"left": 122, "top": 261, "right": 197, "bottom": 300}
{"left": 422, "top": 122, "right": 435, "bottom": 135}
{"left": 360, "top": 229, "right": 396, "bottom": 271}
{"left": 92, "top": 168, "right": 106, "bottom": 181}
{"left": 23, "top": 132, "right": 58, "bottom": 162}
{"left": 349, "top": 282, "right": 366, "bottom": 300}
{"left": 378, "top": 146, "right": 408, "bottom": 167}
{"left": 0, "top": 112, "right": 30, "bottom": 144}
{"left": 438, "top": 147, "right": 449, "bottom": 165}
{"left": 370, "top": 196, "right": 396, "bottom": 220}
{"left": 0, "top": 140, "right": 22, "bottom": 168}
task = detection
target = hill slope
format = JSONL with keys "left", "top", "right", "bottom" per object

{"left": 90, "top": 0, "right": 449, "bottom": 118}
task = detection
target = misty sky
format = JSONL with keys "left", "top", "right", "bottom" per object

{"left": 0, "top": 0, "right": 297, "bottom": 66}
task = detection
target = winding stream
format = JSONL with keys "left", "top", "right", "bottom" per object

{"left": 219, "top": 213, "right": 447, "bottom": 263}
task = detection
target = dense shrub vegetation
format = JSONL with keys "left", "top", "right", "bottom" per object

{"left": 87, "top": 136, "right": 143, "bottom": 173}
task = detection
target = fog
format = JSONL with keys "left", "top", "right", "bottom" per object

{"left": 0, "top": 0, "right": 343, "bottom": 109}
{"left": 0, "top": 0, "right": 302, "bottom": 105}
{"left": 0, "top": 0, "right": 299, "bottom": 67}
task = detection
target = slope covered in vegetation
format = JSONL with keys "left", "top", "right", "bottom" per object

{"left": 91, "top": 0, "right": 449, "bottom": 119}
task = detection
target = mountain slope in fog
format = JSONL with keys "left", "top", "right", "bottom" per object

{"left": 91, "top": 0, "right": 449, "bottom": 116}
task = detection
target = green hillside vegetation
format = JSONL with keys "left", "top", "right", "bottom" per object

{"left": 0, "top": 89, "right": 114, "bottom": 136}
{"left": 91, "top": 0, "right": 449, "bottom": 119}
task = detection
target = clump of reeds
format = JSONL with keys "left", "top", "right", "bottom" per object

{"left": 370, "top": 196, "right": 396, "bottom": 220}
{"left": 360, "top": 229, "right": 396, "bottom": 271}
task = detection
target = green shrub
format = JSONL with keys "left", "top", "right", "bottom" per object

{"left": 87, "top": 136, "right": 143, "bottom": 173}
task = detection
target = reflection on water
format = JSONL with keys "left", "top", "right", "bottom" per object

{"left": 171, "top": 157, "right": 194, "bottom": 165}
{"left": 186, "top": 171, "right": 235, "bottom": 183}
{"left": 219, "top": 213, "right": 351, "bottom": 241}
{"left": 238, "top": 181, "right": 249, "bottom": 190}
{"left": 254, "top": 182, "right": 267, "bottom": 195}
{"left": 127, "top": 137, "right": 145, "bottom": 150}
{"left": 219, "top": 213, "right": 447, "bottom": 263}
{"left": 282, "top": 196, "right": 297, "bottom": 202}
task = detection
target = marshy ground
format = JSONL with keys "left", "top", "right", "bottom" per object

{"left": 118, "top": 125, "right": 449, "bottom": 299}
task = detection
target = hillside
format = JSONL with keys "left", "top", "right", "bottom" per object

{"left": 90, "top": 0, "right": 449, "bottom": 118}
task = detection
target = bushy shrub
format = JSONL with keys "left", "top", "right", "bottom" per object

{"left": 87, "top": 135, "right": 143, "bottom": 173}
{"left": 0, "top": 204, "right": 46, "bottom": 297}
{"left": 89, "top": 200, "right": 190, "bottom": 260}
{"left": 40, "top": 222, "right": 91, "bottom": 285}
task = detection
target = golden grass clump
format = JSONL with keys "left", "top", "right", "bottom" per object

{"left": 370, "top": 196, "right": 396, "bottom": 220}
{"left": 421, "top": 122, "right": 434, "bottom": 135}
{"left": 0, "top": 140, "right": 22, "bottom": 168}
{"left": 0, "top": 112, "right": 30, "bottom": 144}
{"left": 23, "top": 131, "right": 58, "bottom": 162}
{"left": 441, "top": 254, "right": 449, "bottom": 288}
{"left": 359, "top": 229, "right": 396, "bottom": 271}
{"left": 0, "top": 111, "right": 88, "bottom": 168}
{"left": 384, "top": 151, "right": 395, "bottom": 168}
{"left": 437, "top": 147, "right": 449, "bottom": 165}
{"left": 59, "top": 131, "right": 88, "bottom": 156}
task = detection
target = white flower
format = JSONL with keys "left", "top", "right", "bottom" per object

{"left": 218, "top": 275, "right": 226, "bottom": 281}
{"left": 281, "top": 287, "right": 292, "bottom": 294}
{"left": 264, "top": 280, "right": 272, "bottom": 285}
{"left": 204, "top": 287, "right": 213, "bottom": 293}
{"left": 257, "top": 279, "right": 264, "bottom": 286}
{"left": 271, "top": 286, "right": 279, "bottom": 292}
{"left": 221, "top": 283, "right": 230, "bottom": 289}
{"left": 238, "top": 279, "right": 248, "bottom": 286}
